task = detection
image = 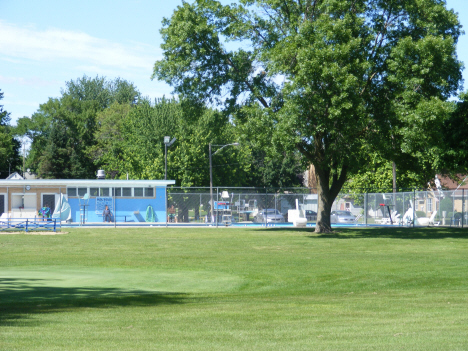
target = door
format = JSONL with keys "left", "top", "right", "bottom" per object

{"left": 0, "top": 194, "right": 4, "bottom": 216}
{"left": 42, "top": 194, "right": 56, "bottom": 215}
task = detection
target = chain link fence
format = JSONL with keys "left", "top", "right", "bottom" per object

{"left": 167, "top": 187, "right": 466, "bottom": 228}
{"left": 1, "top": 184, "right": 465, "bottom": 228}
{"left": 167, "top": 187, "right": 311, "bottom": 225}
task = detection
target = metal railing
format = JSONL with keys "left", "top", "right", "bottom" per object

{"left": 0, "top": 218, "right": 58, "bottom": 232}
{"left": 166, "top": 187, "right": 466, "bottom": 228}
{"left": 0, "top": 185, "right": 464, "bottom": 228}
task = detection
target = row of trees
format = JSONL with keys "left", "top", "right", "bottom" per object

{"left": 13, "top": 74, "right": 467, "bottom": 190}
{"left": 4, "top": 71, "right": 467, "bottom": 221}
{"left": 12, "top": 75, "right": 304, "bottom": 188}
{"left": 152, "top": 0, "right": 467, "bottom": 232}
{"left": 0, "top": 89, "right": 21, "bottom": 178}
{"left": 3, "top": 0, "right": 468, "bottom": 232}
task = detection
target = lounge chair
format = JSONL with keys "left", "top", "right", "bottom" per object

{"left": 415, "top": 211, "right": 438, "bottom": 226}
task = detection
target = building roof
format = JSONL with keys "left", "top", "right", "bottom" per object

{"left": 0, "top": 179, "right": 176, "bottom": 187}
{"left": 436, "top": 175, "right": 468, "bottom": 190}
{"left": 6, "top": 172, "right": 23, "bottom": 180}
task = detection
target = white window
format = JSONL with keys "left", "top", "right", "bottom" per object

{"left": 144, "top": 188, "right": 154, "bottom": 197}
{"left": 134, "top": 188, "right": 143, "bottom": 197}
{"left": 99, "top": 188, "right": 109, "bottom": 196}
{"left": 427, "top": 198, "right": 433, "bottom": 212}
{"left": 122, "top": 188, "right": 132, "bottom": 197}
{"left": 67, "top": 188, "right": 77, "bottom": 197}
{"left": 78, "top": 188, "right": 87, "bottom": 197}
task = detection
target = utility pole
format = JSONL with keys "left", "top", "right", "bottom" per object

{"left": 23, "top": 138, "right": 26, "bottom": 178}
{"left": 209, "top": 143, "right": 239, "bottom": 224}
{"left": 164, "top": 136, "right": 176, "bottom": 180}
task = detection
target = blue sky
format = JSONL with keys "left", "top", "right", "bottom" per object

{"left": 1, "top": 0, "right": 467, "bottom": 125}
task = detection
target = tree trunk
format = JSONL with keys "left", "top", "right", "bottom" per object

{"left": 315, "top": 188, "right": 333, "bottom": 233}
{"left": 315, "top": 168, "right": 333, "bottom": 233}
{"left": 314, "top": 163, "right": 349, "bottom": 233}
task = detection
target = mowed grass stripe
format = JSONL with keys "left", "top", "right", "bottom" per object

{"left": 1, "top": 227, "right": 468, "bottom": 350}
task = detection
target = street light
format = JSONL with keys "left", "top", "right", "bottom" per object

{"left": 164, "top": 136, "right": 176, "bottom": 180}
{"left": 209, "top": 142, "right": 240, "bottom": 225}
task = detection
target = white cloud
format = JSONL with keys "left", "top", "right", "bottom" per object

{"left": 0, "top": 20, "right": 160, "bottom": 70}
{"left": 0, "top": 75, "right": 60, "bottom": 87}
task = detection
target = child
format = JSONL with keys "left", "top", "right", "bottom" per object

{"left": 103, "top": 205, "right": 112, "bottom": 223}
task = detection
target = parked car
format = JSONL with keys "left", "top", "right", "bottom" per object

{"left": 253, "top": 209, "right": 285, "bottom": 223}
{"left": 305, "top": 210, "right": 317, "bottom": 221}
{"left": 330, "top": 210, "right": 355, "bottom": 224}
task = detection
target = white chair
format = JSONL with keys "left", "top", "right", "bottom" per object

{"left": 415, "top": 211, "right": 438, "bottom": 226}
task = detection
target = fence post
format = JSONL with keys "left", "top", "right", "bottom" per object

{"left": 114, "top": 187, "right": 116, "bottom": 229}
{"left": 26, "top": 219, "right": 28, "bottom": 233}
{"left": 216, "top": 187, "right": 219, "bottom": 228}
{"left": 54, "top": 219, "right": 57, "bottom": 232}
{"left": 413, "top": 189, "right": 415, "bottom": 228}
{"left": 275, "top": 192, "right": 277, "bottom": 221}
{"left": 364, "top": 191, "right": 368, "bottom": 227}
{"left": 463, "top": 189, "right": 465, "bottom": 228}
{"left": 166, "top": 187, "right": 168, "bottom": 228}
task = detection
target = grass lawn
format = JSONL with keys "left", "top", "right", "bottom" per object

{"left": 1, "top": 226, "right": 468, "bottom": 350}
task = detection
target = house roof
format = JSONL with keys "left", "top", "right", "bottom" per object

{"left": 436, "top": 175, "right": 468, "bottom": 190}
{"left": 6, "top": 172, "right": 23, "bottom": 180}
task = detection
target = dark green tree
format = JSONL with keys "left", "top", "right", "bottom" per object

{"left": 63, "top": 75, "right": 140, "bottom": 108}
{"left": 87, "top": 102, "right": 132, "bottom": 178}
{"left": 23, "top": 96, "right": 101, "bottom": 178}
{"left": 0, "top": 89, "right": 21, "bottom": 178}
{"left": 152, "top": 0, "right": 462, "bottom": 232}
{"left": 442, "top": 94, "right": 468, "bottom": 174}
{"left": 111, "top": 97, "right": 251, "bottom": 187}
{"left": 16, "top": 76, "right": 140, "bottom": 179}
{"left": 36, "top": 119, "right": 83, "bottom": 179}
{"left": 345, "top": 152, "right": 439, "bottom": 193}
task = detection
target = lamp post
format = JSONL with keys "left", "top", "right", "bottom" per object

{"left": 209, "top": 143, "right": 239, "bottom": 225}
{"left": 164, "top": 136, "right": 176, "bottom": 180}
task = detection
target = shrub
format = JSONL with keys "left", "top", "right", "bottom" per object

{"left": 440, "top": 197, "right": 454, "bottom": 214}
{"left": 416, "top": 211, "right": 427, "bottom": 218}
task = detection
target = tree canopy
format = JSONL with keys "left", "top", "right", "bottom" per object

{"left": 93, "top": 97, "right": 297, "bottom": 188}
{"left": 15, "top": 76, "right": 140, "bottom": 179}
{"left": 441, "top": 94, "right": 468, "bottom": 175}
{"left": 153, "top": 0, "right": 463, "bottom": 232}
{"left": 0, "top": 89, "right": 21, "bottom": 178}
{"left": 17, "top": 76, "right": 304, "bottom": 188}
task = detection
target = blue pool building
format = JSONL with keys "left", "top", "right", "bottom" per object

{"left": 0, "top": 178, "right": 175, "bottom": 224}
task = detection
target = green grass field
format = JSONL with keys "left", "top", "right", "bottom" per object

{"left": 1, "top": 227, "right": 468, "bottom": 350}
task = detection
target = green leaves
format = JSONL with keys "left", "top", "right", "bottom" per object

{"left": 0, "top": 89, "right": 21, "bottom": 177}
{"left": 19, "top": 76, "right": 140, "bottom": 179}
{"left": 153, "top": 0, "right": 463, "bottom": 231}
{"left": 441, "top": 97, "right": 468, "bottom": 174}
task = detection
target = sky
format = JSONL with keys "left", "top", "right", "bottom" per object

{"left": 1, "top": 0, "right": 468, "bottom": 125}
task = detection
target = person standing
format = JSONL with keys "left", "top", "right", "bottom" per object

{"left": 103, "top": 205, "right": 112, "bottom": 223}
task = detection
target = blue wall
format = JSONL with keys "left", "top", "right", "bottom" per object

{"left": 68, "top": 187, "right": 166, "bottom": 223}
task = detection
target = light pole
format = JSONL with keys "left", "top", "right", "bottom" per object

{"left": 164, "top": 136, "right": 176, "bottom": 180}
{"left": 209, "top": 143, "right": 239, "bottom": 225}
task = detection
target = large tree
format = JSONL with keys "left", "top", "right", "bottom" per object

{"left": 344, "top": 153, "right": 434, "bottom": 193}
{"left": 16, "top": 76, "right": 140, "bottom": 178}
{"left": 152, "top": 0, "right": 462, "bottom": 232}
{"left": 105, "top": 97, "right": 252, "bottom": 186}
{"left": 0, "top": 89, "right": 21, "bottom": 178}
{"left": 442, "top": 93, "right": 468, "bottom": 174}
